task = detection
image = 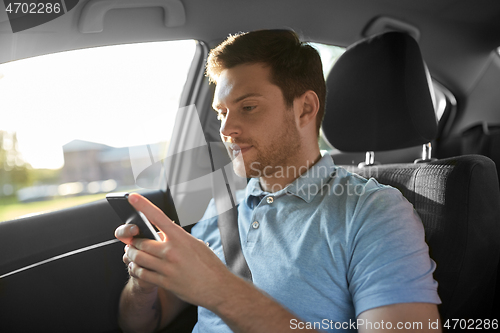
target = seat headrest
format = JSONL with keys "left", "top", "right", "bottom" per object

{"left": 322, "top": 32, "right": 437, "bottom": 152}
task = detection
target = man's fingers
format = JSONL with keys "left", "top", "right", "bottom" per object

{"left": 123, "top": 252, "right": 131, "bottom": 266}
{"left": 131, "top": 237, "right": 175, "bottom": 262}
{"left": 115, "top": 224, "right": 139, "bottom": 244}
{"left": 128, "top": 262, "right": 165, "bottom": 290}
{"left": 126, "top": 245, "right": 177, "bottom": 281}
{"left": 128, "top": 193, "right": 179, "bottom": 237}
{"left": 131, "top": 238, "right": 163, "bottom": 255}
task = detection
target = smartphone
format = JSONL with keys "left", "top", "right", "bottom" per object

{"left": 106, "top": 192, "right": 161, "bottom": 241}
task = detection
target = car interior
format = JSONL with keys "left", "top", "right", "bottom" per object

{"left": 1, "top": 0, "right": 500, "bottom": 332}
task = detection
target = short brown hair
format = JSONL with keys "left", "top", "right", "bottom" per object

{"left": 206, "top": 29, "right": 326, "bottom": 136}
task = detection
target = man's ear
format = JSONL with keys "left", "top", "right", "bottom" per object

{"left": 295, "top": 90, "right": 320, "bottom": 129}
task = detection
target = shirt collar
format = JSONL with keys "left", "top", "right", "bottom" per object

{"left": 244, "top": 154, "right": 337, "bottom": 206}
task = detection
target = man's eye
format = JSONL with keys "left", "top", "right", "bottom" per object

{"left": 217, "top": 112, "right": 226, "bottom": 121}
{"left": 242, "top": 106, "right": 256, "bottom": 112}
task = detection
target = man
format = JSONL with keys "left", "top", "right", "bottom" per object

{"left": 115, "top": 30, "right": 441, "bottom": 332}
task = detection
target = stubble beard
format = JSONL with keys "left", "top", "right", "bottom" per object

{"left": 244, "top": 112, "right": 302, "bottom": 179}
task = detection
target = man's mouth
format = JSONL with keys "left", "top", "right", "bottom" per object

{"left": 229, "top": 143, "right": 252, "bottom": 158}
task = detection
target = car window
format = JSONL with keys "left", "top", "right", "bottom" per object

{"left": 308, "top": 42, "right": 345, "bottom": 152}
{"left": 0, "top": 40, "right": 197, "bottom": 222}
{"left": 308, "top": 42, "right": 345, "bottom": 79}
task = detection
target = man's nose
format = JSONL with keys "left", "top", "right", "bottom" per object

{"left": 220, "top": 111, "right": 241, "bottom": 140}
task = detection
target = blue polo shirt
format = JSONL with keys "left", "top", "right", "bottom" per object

{"left": 190, "top": 154, "right": 440, "bottom": 332}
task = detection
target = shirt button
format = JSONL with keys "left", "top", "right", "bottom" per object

{"left": 252, "top": 221, "right": 260, "bottom": 229}
{"left": 266, "top": 196, "right": 274, "bottom": 204}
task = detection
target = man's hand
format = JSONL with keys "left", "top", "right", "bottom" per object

{"left": 115, "top": 218, "right": 158, "bottom": 294}
{"left": 120, "top": 193, "right": 234, "bottom": 309}
{"left": 115, "top": 193, "right": 320, "bottom": 333}
{"left": 116, "top": 193, "right": 321, "bottom": 333}
{"left": 114, "top": 194, "right": 193, "bottom": 332}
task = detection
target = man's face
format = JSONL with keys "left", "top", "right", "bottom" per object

{"left": 213, "top": 63, "right": 301, "bottom": 178}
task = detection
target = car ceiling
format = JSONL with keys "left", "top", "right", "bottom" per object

{"left": 1, "top": 0, "right": 500, "bottom": 133}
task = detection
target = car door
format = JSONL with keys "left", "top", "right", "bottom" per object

{"left": 0, "top": 46, "right": 209, "bottom": 333}
{"left": 0, "top": 4, "right": 211, "bottom": 332}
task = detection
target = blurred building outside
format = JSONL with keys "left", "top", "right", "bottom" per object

{"left": 8, "top": 139, "right": 167, "bottom": 202}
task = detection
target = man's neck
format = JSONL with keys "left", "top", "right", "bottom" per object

{"left": 258, "top": 150, "right": 322, "bottom": 193}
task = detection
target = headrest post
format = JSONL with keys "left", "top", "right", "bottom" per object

{"left": 367, "top": 151, "right": 375, "bottom": 165}
{"left": 423, "top": 142, "right": 432, "bottom": 160}
{"left": 414, "top": 142, "right": 437, "bottom": 164}
{"left": 358, "top": 151, "right": 376, "bottom": 168}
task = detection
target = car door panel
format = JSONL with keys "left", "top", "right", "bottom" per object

{"left": 0, "top": 190, "right": 167, "bottom": 333}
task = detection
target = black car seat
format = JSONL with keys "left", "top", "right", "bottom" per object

{"left": 322, "top": 32, "right": 500, "bottom": 320}
{"left": 461, "top": 122, "right": 500, "bottom": 188}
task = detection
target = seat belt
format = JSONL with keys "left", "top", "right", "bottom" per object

{"left": 216, "top": 206, "right": 252, "bottom": 280}
{"left": 207, "top": 142, "right": 252, "bottom": 281}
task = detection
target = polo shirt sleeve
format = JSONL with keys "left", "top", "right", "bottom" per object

{"left": 346, "top": 184, "right": 441, "bottom": 317}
